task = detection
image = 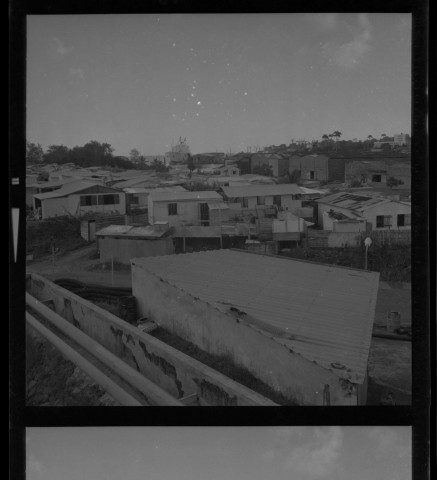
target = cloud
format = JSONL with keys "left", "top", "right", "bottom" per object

{"left": 263, "top": 427, "right": 343, "bottom": 478}
{"left": 314, "top": 14, "right": 339, "bottom": 31}
{"left": 331, "top": 14, "right": 373, "bottom": 70}
{"left": 320, "top": 14, "right": 373, "bottom": 70}
{"left": 368, "top": 427, "right": 399, "bottom": 451}
{"left": 69, "top": 66, "right": 85, "bottom": 80}
{"left": 51, "top": 36, "right": 73, "bottom": 56}
{"left": 284, "top": 427, "right": 343, "bottom": 477}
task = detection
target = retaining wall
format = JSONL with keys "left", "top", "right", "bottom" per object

{"left": 26, "top": 273, "right": 275, "bottom": 406}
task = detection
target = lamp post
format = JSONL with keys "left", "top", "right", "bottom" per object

{"left": 364, "top": 237, "right": 372, "bottom": 270}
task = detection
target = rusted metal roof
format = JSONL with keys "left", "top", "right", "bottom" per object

{"left": 132, "top": 249, "right": 379, "bottom": 384}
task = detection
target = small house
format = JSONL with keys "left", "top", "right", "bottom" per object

{"left": 148, "top": 190, "right": 225, "bottom": 227}
{"left": 316, "top": 192, "right": 411, "bottom": 231}
{"left": 221, "top": 184, "right": 304, "bottom": 212}
{"left": 288, "top": 154, "right": 346, "bottom": 182}
{"left": 32, "top": 181, "right": 126, "bottom": 219}
{"left": 96, "top": 223, "right": 174, "bottom": 264}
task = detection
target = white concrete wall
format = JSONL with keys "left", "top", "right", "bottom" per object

{"left": 150, "top": 199, "right": 223, "bottom": 227}
{"left": 131, "top": 265, "right": 360, "bottom": 406}
{"left": 364, "top": 202, "right": 411, "bottom": 230}
{"left": 40, "top": 192, "right": 126, "bottom": 219}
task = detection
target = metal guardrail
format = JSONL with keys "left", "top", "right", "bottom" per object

{"left": 26, "top": 293, "right": 185, "bottom": 406}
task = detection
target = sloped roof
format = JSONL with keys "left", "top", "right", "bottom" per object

{"left": 32, "top": 180, "right": 104, "bottom": 200}
{"left": 149, "top": 191, "right": 223, "bottom": 202}
{"left": 131, "top": 249, "right": 379, "bottom": 384}
{"left": 26, "top": 176, "right": 81, "bottom": 189}
{"left": 316, "top": 192, "right": 390, "bottom": 212}
{"left": 96, "top": 225, "right": 166, "bottom": 238}
{"left": 112, "top": 176, "right": 159, "bottom": 189}
{"left": 124, "top": 186, "right": 187, "bottom": 195}
{"left": 221, "top": 184, "right": 303, "bottom": 198}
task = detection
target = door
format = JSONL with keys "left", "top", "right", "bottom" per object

{"left": 199, "top": 203, "right": 209, "bottom": 226}
{"left": 89, "top": 220, "right": 96, "bottom": 241}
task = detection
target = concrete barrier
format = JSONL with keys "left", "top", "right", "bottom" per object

{"left": 26, "top": 273, "right": 276, "bottom": 406}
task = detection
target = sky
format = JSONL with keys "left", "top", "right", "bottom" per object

{"left": 26, "top": 427, "right": 411, "bottom": 480}
{"left": 26, "top": 14, "right": 412, "bottom": 156}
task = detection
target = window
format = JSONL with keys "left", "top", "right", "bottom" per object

{"left": 242, "top": 197, "right": 249, "bottom": 208}
{"left": 397, "top": 214, "right": 411, "bottom": 227}
{"left": 372, "top": 174, "right": 382, "bottom": 183}
{"left": 168, "top": 203, "right": 178, "bottom": 215}
{"left": 257, "top": 196, "right": 265, "bottom": 205}
{"left": 97, "top": 194, "right": 120, "bottom": 205}
{"left": 80, "top": 195, "right": 97, "bottom": 206}
{"left": 310, "top": 171, "right": 315, "bottom": 180}
{"left": 376, "top": 215, "right": 392, "bottom": 228}
{"left": 273, "top": 195, "right": 281, "bottom": 207}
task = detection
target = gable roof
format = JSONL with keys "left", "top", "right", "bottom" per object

{"left": 132, "top": 249, "right": 380, "bottom": 384}
{"left": 221, "top": 183, "right": 302, "bottom": 198}
{"left": 149, "top": 190, "right": 223, "bottom": 202}
{"left": 32, "top": 180, "right": 103, "bottom": 200}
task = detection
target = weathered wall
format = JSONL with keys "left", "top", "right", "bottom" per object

{"left": 98, "top": 237, "right": 174, "bottom": 264}
{"left": 364, "top": 202, "right": 411, "bottom": 231}
{"left": 40, "top": 194, "right": 126, "bottom": 219}
{"left": 131, "top": 266, "right": 359, "bottom": 406}
{"left": 26, "top": 273, "right": 275, "bottom": 406}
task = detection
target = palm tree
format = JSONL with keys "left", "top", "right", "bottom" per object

{"left": 332, "top": 131, "right": 342, "bottom": 151}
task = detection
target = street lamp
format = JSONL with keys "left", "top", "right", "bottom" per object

{"left": 364, "top": 237, "right": 372, "bottom": 270}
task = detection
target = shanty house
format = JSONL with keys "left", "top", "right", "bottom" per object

{"left": 148, "top": 190, "right": 225, "bottom": 227}
{"left": 316, "top": 192, "right": 411, "bottom": 231}
{"left": 124, "top": 186, "right": 187, "bottom": 208}
{"left": 32, "top": 181, "right": 126, "bottom": 219}
{"left": 250, "top": 153, "right": 289, "bottom": 177}
{"left": 131, "top": 249, "right": 380, "bottom": 405}
{"left": 221, "top": 184, "right": 304, "bottom": 212}
{"left": 96, "top": 223, "right": 174, "bottom": 264}
{"left": 288, "top": 154, "right": 346, "bottom": 182}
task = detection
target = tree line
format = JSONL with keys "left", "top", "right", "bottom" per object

{"left": 26, "top": 141, "right": 169, "bottom": 171}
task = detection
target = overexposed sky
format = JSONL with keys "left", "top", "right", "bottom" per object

{"left": 26, "top": 427, "right": 412, "bottom": 480}
{"left": 27, "top": 14, "right": 411, "bottom": 156}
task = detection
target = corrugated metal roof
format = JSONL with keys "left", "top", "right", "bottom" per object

{"left": 124, "top": 186, "right": 187, "bottom": 195}
{"left": 172, "top": 226, "right": 222, "bottom": 238}
{"left": 32, "top": 180, "right": 101, "bottom": 200}
{"left": 317, "top": 192, "right": 390, "bottom": 212}
{"left": 112, "top": 176, "right": 159, "bottom": 189}
{"left": 208, "top": 202, "right": 230, "bottom": 210}
{"left": 132, "top": 250, "right": 379, "bottom": 384}
{"left": 222, "top": 184, "right": 302, "bottom": 198}
{"left": 149, "top": 191, "right": 223, "bottom": 202}
{"left": 96, "top": 224, "right": 166, "bottom": 238}
{"left": 26, "top": 176, "right": 81, "bottom": 189}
